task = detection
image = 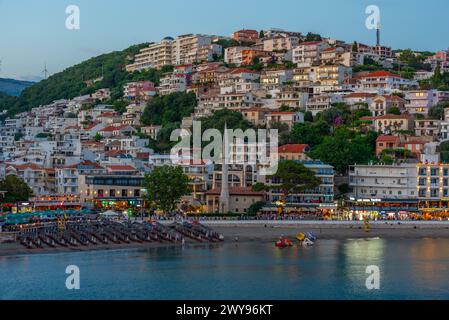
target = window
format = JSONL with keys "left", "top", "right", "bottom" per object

{"left": 110, "top": 190, "right": 115, "bottom": 197}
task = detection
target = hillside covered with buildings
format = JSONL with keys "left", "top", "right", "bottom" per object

{"left": 1, "top": 28, "right": 449, "bottom": 219}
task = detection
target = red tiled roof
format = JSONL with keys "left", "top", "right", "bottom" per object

{"left": 228, "top": 68, "right": 259, "bottom": 75}
{"left": 300, "top": 41, "right": 322, "bottom": 46}
{"left": 136, "top": 152, "right": 150, "bottom": 159}
{"left": 359, "top": 116, "right": 376, "bottom": 121}
{"left": 100, "top": 124, "right": 131, "bottom": 132}
{"left": 6, "top": 163, "right": 43, "bottom": 171}
{"left": 104, "top": 150, "right": 128, "bottom": 157}
{"left": 235, "top": 29, "right": 258, "bottom": 34}
{"left": 82, "top": 141, "right": 104, "bottom": 146}
{"left": 278, "top": 144, "right": 309, "bottom": 153}
{"left": 377, "top": 135, "right": 400, "bottom": 143}
{"left": 376, "top": 114, "right": 410, "bottom": 120}
{"left": 64, "top": 160, "right": 104, "bottom": 169}
{"left": 97, "top": 112, "right": 117, "bottom": 118}
{"left": 357, "top": 70, "right": 402, "bottom": 79}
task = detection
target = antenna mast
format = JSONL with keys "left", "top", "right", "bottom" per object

{"left": 42, "top": 62, "right": 49, "bottom": 79}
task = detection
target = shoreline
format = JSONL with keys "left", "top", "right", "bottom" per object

{"left": 2, "top": 221, "right": 449, "bottom": 257}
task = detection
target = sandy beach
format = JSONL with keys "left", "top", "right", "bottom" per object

{"left": 2, "top": 221, "right": 449, "bottom": 256}
{"left": 207, "top": 221, "right": 449, "bottom": 242}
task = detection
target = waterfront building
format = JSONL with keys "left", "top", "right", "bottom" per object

{"left": 78, "top": 174, "right": 144, "bottom": 210}
{"left": 349, "top": 163, "right": 418, "bottom": 200}
{"left": 263, "top": 160, "right": 335, "bottom": 211}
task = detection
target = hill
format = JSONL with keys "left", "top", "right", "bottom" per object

{"left": 0, "top": 78, "right": 34, "bottom": 96}
{"left": 0, "top": 42, "right": 175, "bottom": 118}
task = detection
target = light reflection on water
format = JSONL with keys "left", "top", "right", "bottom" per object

{"left": 1, "top": 239, "right": 449, "bottom": 300}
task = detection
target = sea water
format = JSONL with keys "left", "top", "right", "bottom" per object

{"left": 1, "top": 238, "right": 449, "bottom": 300}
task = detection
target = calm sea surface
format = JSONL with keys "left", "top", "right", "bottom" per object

{"left": 1, "top": 238, "right": 449, "bottom": 300}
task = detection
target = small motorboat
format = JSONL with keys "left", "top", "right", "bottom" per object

{"left": 275, "top": 236, "right": 293, "bottom": 248}
{"left": 305, "top": 232, "right": 317, "bottom": 242}
{"left": 302, "top": 238, "right": 314, "bottom": 247}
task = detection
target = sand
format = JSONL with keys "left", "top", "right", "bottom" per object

{"left": 2, "top": 221, "right": 449, "bottom": 256}
{"left": 206, "top": 221, "right": 449, "bottom": 242}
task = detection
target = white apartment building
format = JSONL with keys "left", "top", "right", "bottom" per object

{"left": 314, "top": 64, "right": 352, "bottom": 93}
{"left": 348, "top": 71, "right": 418, "bottom": 94}
{"left": 349, "top": 163, "right": 418, "bottom": 200}
{"left": 306, "top": 94, "right": 343, "bottom": 116}
{"left": 405, "top": 90, "right": 449, "bottom": 115}
{"left": 126, "top": 34, "right": 219, "bottom": 71}
{"left": 263, "top": 35, "right": 300, "bottom": 52}
{"left": 224, "top": 46, "right": 253, "bottom": 65}
{"left": 260, "top": 69, "right": 293, "bottom": 93}
{"left": 417, "top": 159, "right": 449, "bottom": 199}
{"left": 158, "top": 73, "right": 188, "bottom": 96}
{"left": 56, "top": 161, "right": 106, "bottom": 195}
{"left": 292, "top": 41, "right": 330, "bottom": 67}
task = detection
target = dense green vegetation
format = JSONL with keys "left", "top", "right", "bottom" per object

{"left": 143, "top": 165, "right": 190, "bottom": 214}
{"left": 141, "top": 92, "right": 197, "bottom": 127}
{"left": 199, "top": 109, "right": 252, "bottom": 133}
{"left": 0, "top": 175, "right": 33, "bottom": 203}
{"left": 253, "top": 160, "right": 321, "bottom": 199}
{"left": 0, "top": 43, "right": 178, "bottom": 119}
{"left": 307, "top": 126, "right": 378, "bottom": 174}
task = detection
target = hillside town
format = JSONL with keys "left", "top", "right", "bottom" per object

{"left": 1, "top": 28, "right": 449, "bottom": 221}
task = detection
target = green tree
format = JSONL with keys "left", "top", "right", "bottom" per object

{"left": 290, "top": 120, "right": 330, "bottom": 147}
{"left": 428, "top": 102, "right": 448, "bottom": 120}
{"left": 304, "top": 32, "right": 322, "bottom": 42}
{"left": 141, "top": 92, "right": 197, "bottom": 126}
{"left": 94, "top": 132, "right": 103, "bottom": 142}
{"left": 247, "top": 201, "right": 266, "bottom": 215}
{"left": 143, "top": 166, "right": 190, "bottom": 214}
{"left": 304, "top": 111, "right": 314, "bottom": 122}
{"left": 308, "top": 126, "right": 377, "bottom": 174}
{"left": 0, "top": 175, "right": 33, "bottom": 203}
{"left": 253, "top": 160, "right": 321, "bottom": 200}
{"left": 387, "top": 106, "right": 402, "bottom": 115}
{"left": 259, "top": 30, "right": 265, "bottom": 38}
{"left": 200, "top": 109, "right": 252, "bottom": 133}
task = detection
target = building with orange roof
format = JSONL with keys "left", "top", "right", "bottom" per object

{"left": 376, "top": 135, "right": 401, "bottom": 156}
{"left": 232, "top": 29, "right": 259, "bottom": 43}
{"left": 278, "top": 144, "right": 311, "bottom": 161}
{"left": 349, "top": 70, "right": 418, "bottom": 93}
